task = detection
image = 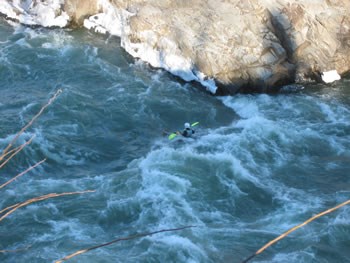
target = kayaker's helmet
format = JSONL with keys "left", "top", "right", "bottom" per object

{"left": 184, "top": 123, "right": 190, "bottom": 128}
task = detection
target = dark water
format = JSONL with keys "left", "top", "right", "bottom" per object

{"left": 1, "top": 19, "right": 350, "bottom": 263}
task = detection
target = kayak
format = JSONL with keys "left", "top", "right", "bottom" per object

{"left": 168, "top": 122, "right": 199, "bottom": 140}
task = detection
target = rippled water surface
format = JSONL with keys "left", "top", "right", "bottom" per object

{"left": 1, "top": 19, "right": 350, "bottom": 263}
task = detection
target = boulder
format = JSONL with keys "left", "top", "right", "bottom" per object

{"left": 109, "top": 0, "right": 350, "bottom": 93}
{"left": 64, "top": 0, "right": 99, "bottom": 27}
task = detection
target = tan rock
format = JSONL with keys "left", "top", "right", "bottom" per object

{"left": 3, "top": 0, "right": 349, "bottom": 93}
{"left": 115, "top": 0, "right": 350, "bottom": 92}
{"left": 64, "top": 0, "right": 99, "bottom": 27}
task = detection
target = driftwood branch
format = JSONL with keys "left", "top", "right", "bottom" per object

{"left": 0, "top": 135, "right": 35, "bottom": 170}
{"left": 0, "top": 159, "right": 46, "bottom": 190}
{"left": 242, "top": 199, "right": 350, "bottom": 263}
{"left": 0, "top": 245, "right": 32, "bottom": 254}
{"left": 0, "top": 136, "right": 34, "bottom": 165}
{"left": 0, "top": 190, "right": 95, "bottom": 223}
{"left": 56, "top": 225, "right": 196, "bottom": 263}
{"left": 1, "top": 89, "right": 62, "bottom": 158}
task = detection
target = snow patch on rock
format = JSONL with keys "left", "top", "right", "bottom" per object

{"left": 321, "top": 70, "right": 341, "bottom": 83}
{"left": 83, "top": 0, "right": 217, "bottom": 93}
{"left": 83, "top": 0, "right": 132, "bottom": 36}
{"left": 0, "top": 0, "right": 69, "bottom": 28}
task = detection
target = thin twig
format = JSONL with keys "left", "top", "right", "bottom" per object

{"left": 0, "top": 202, "right": 20, "bottom": 215}
{"left": 1, "top": 89, "right": 62, "bottom": 157}
{"left": 0, "top": 135, "right": 35, "bottom": 170}
{"left": 0, "top": 190, "right": 95, "bottom": 223}
{"left": 0, "top": 159, "right": 46, "bottom": 190}
{"left": 55, "top": 225, "right": 196, "bottom": 263}
{"left": 0, "top": 245, "right": 32, "bottom": 253}
{"left": 241, "top": 199, "right": 350, "bottom": 263}
{"left": 0, "top": 144, "right": 26, "bottom": 163}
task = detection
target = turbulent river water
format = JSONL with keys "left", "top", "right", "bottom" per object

{"left": 1, "top": 18, "right": 350, "bottom": 263}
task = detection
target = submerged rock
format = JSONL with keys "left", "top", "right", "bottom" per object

{"left": 1, "top": 0, "right": 350, "bottom": 94}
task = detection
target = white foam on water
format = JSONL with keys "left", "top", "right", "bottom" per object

{"left": 209, "top": 93, "right": 350, "bottom": 244}
{"left": 317, "top": 98, "right": 350, "bottom": 125}
{"left": 49, "top": 124, "right": 79, "bottom": 136}
{"left": 317, "top": 101, "right": 338, "bottom": 123}
{"left": 19, "top": 215, "right": 106, "bottom": 263}
{"left": 331, "top": 194, "right": 350, "bottom": 224}
{"left": 262, "top": 250, "right": 316, "bottom": 263}
{"left": 45, "top": 218, "right": 102, "bottom": 241}
{"left": 222, "top": 93, "right": 350, "bottom": 154}
{"left": 220, "top": 95, "right": 261, "bottom": 119}
{"left": 84, "top": 45, "right": 98, "bottom": 63}
{"left": 5, "top": 25, "right": 74, "bottom": 60}
{"left": 136, "top": 151, "right": 199, "bottom": 224}
{"left": 137, "top": 87, "right": 349, "bottom": 261}
{"left": 14, "top": 37, "right": 32, "bottom": 48}
{"left": 253, "top": 190, "right": 325, "bottom": 233}
{"left": 41, "top": 33, "right": 73, "bottom": 52}
{"left": 147, "top": 234, "right": 208, "bottom": 262}
{"left": 184, "top": 145, "right": 261, "bottom": 191}
{"left": 30, "top": 128, "right": 87, "bottom": 166}
{"left": 131, "top": 133, "right": 276, "bottom": 258}
{"left": 162, "top": 93, "right": 348, "bottom": 241}
{"left": 18, "top": 102, "right": 37, "bottom": 125}
{"left": 93, "top": 56, "right": 123, "bottom": 81}
{"left": 0, "top": 131, "right": 34, "bottom": 151}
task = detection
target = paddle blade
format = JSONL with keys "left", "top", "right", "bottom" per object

{"left": 168, "top": 133, "right": 178, "bottom": 140}
{"left": 191, "top": 122, "right": 199, "bottom": 127}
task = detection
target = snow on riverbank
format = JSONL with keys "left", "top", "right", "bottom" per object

{"left": 0, "top": 0, "right": 69, "bottom": 27}
{"left": 83, "top": 0, "right": 217, "bottom": 93}
{"left": 1, "top": 0, "right": 344, "bottom": 93}
{"left": 0, "top": 0, "right": 217, "bottom": 93}
{"left": 321, "top": 70, "right": 341, "bottom": 83}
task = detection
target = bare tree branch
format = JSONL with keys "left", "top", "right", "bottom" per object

{"left": 0, "top": 135, "right": 35, "bottom": 170}
{"left": 241, "top": 199, "right": 350, "bottom": 263}
{"left": 55, "top": 225, "right": 196, "bottom": 263}
{"left": 0, "top": 245, "right": 32, "bottom": 254}
{"left": 0, "top": 159, "right": 46, "bottom": 190}
{"left": 1, "top": 89, "right": 62, "bottom": 158}
{"left": 0, "top": 141, "right": 31, "bottom": 164}
{"left": 0, "top": 190, "right": 95, "bottom": 223}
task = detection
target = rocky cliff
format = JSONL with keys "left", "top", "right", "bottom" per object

{"left": 1, "top": 0, "right": 349, "bottom": 94}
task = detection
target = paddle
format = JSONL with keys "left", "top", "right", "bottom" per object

{"left": 168, "top": 133, "right": 178, "bottom": 140}
{"left": 168, "top": 122, "right": 199, "bottom": 140}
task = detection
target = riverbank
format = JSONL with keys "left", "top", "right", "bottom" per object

{"left": 1, "top": 0, "right": 349, "bottom": 94}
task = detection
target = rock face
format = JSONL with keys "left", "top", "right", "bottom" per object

{"left": 63, "top": 0, "right": 99, "bottom": 27}
{"left": 1, "top": 0, "right": 350, "bottom": 94}
{"left": 111, "top": 0, "right": 350, "bottom": 93}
